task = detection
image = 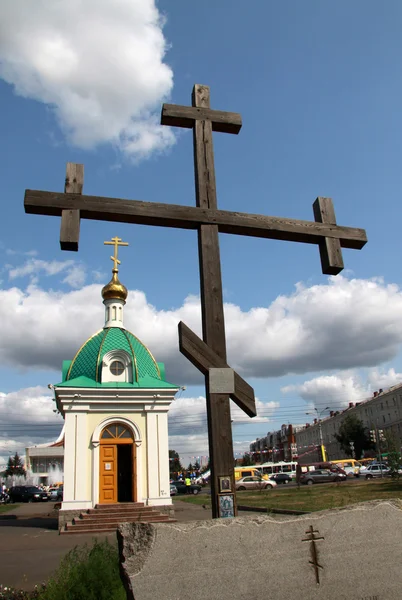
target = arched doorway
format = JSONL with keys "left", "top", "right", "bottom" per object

{"left": 99, "top": 423, "right": 136, "bottom": 504}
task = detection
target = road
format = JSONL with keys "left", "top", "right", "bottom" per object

{"left": 191, "top": 475, "right": 363, "bottom": 495}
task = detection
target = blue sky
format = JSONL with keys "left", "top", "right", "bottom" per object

{"left": 1, "top": 1, "right": 402, "bottom": 466}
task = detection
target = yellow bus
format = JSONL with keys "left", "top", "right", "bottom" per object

{"left": 330, "top": 459, "right": 362, "bottom": 477}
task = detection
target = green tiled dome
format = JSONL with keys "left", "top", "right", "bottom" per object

{"left": 66, "top": 327, "right": 161, "bottom": 383}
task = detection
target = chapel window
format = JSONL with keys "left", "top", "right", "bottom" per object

{"left": 110, "top": 360, "right": 125, "bottom": 376}
{"left": 101, "top": 424, "right": 133, "bottom": 440}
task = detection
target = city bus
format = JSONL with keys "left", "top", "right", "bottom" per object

{"left": 259, "top": 461, "right": 298, "bottom": 478}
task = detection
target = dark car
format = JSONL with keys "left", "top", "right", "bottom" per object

{"left": 269, "top": 473, "right": 292, "bottom": 484}
{"left": 8, "top": 486, "right": 49, "bottom": 503}
{"left": 172, "top": 480, "right": 202, "bottom": 495}
{"left": 300, "top": 470, "right": 346, "bottom": 485}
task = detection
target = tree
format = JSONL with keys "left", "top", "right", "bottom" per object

{"left": 193, "top": 461, "right": 200, "bottom": 472}
{"left": 169, "top": 450, "right": 182, "bottom": 476}
{"left": 334, "top": 415, "right": 374, "bottom": 459}
{"left": 4, "top": 453, "right": 26, "bottom": 478}
{"left": 241, "top": 453, "right": 253, "bottom": 466}
{"left": 187, "top": 462, "right": 194, "bottom": 472}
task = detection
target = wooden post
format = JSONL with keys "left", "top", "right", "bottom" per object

{"left": 191, "top": 84, "right": 236, "bottom": 518}
{"left": 60, "top": 163, "right": 83, "bottom": 251}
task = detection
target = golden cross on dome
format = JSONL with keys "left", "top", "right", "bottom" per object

{"left": 104, "top": 236, "right": 129, "bottom": 271}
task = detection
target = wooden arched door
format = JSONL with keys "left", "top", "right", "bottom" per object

{"left": 99, "top": 423, "right": 136, "bottom": 504}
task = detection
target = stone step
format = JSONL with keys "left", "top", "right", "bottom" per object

{"left": 63, "top": 517, "right": 176, "bottom": 533}
{"left": 94, "top": 503, "right": 145, "bottom": 510}
{"left": 61, "top": 502, "right": 175, "bottom": 534}
{"left": 80, "top": 509, "right": 160, "bottom": 519}
{"left": 84, "top": 506, "right": 155, "bottom": 516}
{"left": 61, "top": 525, "right": 119, "bottom": 534}
{"left": 70, "top": 520, "right": 168, "bottom": 530}
{"left": 74, "top": 514, "right": 171, "bottom": 525}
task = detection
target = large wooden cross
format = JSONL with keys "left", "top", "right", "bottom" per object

{"left": 24, "top": 84, "right": 367, "bottom": 518}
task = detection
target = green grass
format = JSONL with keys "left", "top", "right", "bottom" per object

{"left": 178, "top": 479, "right": 402, "bottom": 513}
{"left": 37, "top": 540, "right": 125, "bottom": 600}
{"left": 0, "top": 540, "right": 125, "bottom": 600}
{"left": 0, "top": 504, "right": 19, "bottom": 514}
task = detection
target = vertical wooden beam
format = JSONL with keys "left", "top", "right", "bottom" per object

{"left": 60, "top": 163, "right": 83, "bottom": 251}
{"left": 192, "top": 84, "right": 236, "bottom": 518}
{"left": 313, "top": 196, "right": 344, "bottom": 275}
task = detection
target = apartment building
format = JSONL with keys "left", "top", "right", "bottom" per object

{"left": 249, "top": 423, "right": 305, "bottom": 462}
{"left": 295, "top": 383, "right": 402, "bottom": 463}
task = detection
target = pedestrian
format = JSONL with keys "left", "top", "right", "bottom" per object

{"left": 296, "top": 462, "right": 302, "bottom": 489}
{"left": 185, "top": 475, "right": 191, "bottom": 494}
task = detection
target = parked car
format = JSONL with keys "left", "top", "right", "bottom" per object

{"left": 170, "top": 484, "right": 178, "bottom": 496}
{"left": 269, "top": 473, "right": 292, "bottom": 485}
{"left": 361, "top": 464, "right": 390, "bottom": 479}
{"left": 300, "top": 470, "right": 347, "bottom": 485}
{"left": 171, "top": 480, "right": 202, "bottom": 495}
{"left": 47, "top": 486, "right": 63, "bottom": 501}
{"left": 8, "top": 486, "right": 49, "bottom": 503}
{"left": 235, "top": 476, "right": 277, "bottom": 491}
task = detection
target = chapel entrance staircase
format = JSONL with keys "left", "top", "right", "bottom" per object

{"left": 60, "top": 502, "right": 176, "bottom": 534}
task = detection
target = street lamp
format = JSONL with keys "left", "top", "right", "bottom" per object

{"left": 306, "top": 407, "right": 330, "bottom": 462}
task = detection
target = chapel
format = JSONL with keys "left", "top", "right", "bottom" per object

{"left": 53, "top": 238, "right": 179, "bottom": 525}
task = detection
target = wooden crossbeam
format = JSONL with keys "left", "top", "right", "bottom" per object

{"left": 25, "top": 191, "right": 366, "bottom": 256}
{"left": 162, "top": 104, "right": 242, "bottom": 134}
{"left": 179, "top": 322, "right": 256, "bottom": 417}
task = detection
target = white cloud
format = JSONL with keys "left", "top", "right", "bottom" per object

{"left": 5, "top": 249, "right": 38, "bottom": 257}
{"left": 7, "top": 258, "right": 86, "bottom": 288}
{"left": 0, "top": 0, "right": 174, "bottom": 159}
{"left": 62, "top": 265, "right": 86, "bottom": 288}
{"left": 0, "top": 386, "right": 64, "bottom": 468}
{"left": 281, "top": 372, "right": 366, "bottom": 411}
{"left": 8, "top": 258, "right": 74, "bottom": 280}
{"left": 92, "top": 270, "right": 107, "bottom": 283}
{"left": 169, "top": 395, "right": 276, "bottom": 434}
{"left": 0, "top": 385, "right": 61, "bottom": 427}
{"left": 281, "top": 366, "right": 402, "bottom": 413}
{"left": 367, "top": 368, "right": 402, "bottom": 391}
{"left": 2, "top": 276, "right": 402, "bottom": 385}
{"left": 168, "top": 395, "right": 277, "bottom": 463}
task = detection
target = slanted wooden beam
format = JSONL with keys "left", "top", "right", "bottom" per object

{"left": 313, "top": 196, "right": 344, "bottom": 275}
{"left": 179, "top": 322, "right": 256, "bottom": 418}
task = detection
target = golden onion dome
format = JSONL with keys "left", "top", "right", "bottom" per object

{"left": 101, "top": 269, "right": 128, "bottom": 302}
